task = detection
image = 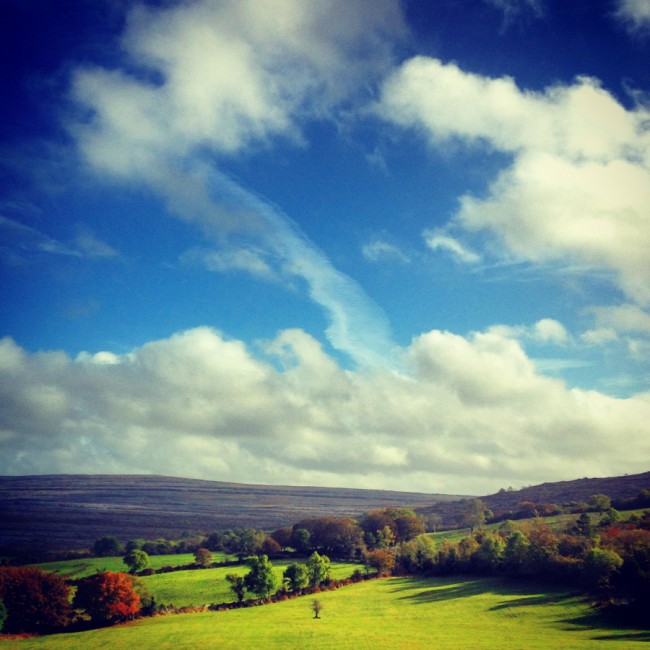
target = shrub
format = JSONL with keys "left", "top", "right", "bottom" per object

{"left": 0, "top": 567, "right": 72, "bottom": 634}
{"left": 74, "top": 571, "right": 141, "bottom": 625}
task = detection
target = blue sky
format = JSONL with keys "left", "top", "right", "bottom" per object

{"left": 1, "top": 0, "right": 649, "bottom": 494}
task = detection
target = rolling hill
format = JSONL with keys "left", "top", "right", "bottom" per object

{"left": 1, "top": 470, "right": 648, "bottom": 553}
{"left": 0, "top": 474, "right": 463, "bottom": 551}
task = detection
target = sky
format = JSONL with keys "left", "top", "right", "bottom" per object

{"left": 1, "top": 0, "right": 649, "bottom": 496}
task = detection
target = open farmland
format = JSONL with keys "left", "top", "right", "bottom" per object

{"left": 6, "top": 576, "right": 649, "bottom": 649}
{"left": 32, "top": 553, "right": 236, "bottom": 580}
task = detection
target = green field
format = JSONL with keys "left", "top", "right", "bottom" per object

{"left": 6, "top": 576, "right": 649, "bottom": 649}
{"left": 31, "top": 553, "right": 236, "bottom": 580}
{"left": 140, "top": 560, "right": 366, "bottom": 607}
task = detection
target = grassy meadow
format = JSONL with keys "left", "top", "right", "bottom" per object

{"left": 138, "top": 560, "right": 367, "bottom": 607}
{"left": 31, "top": 552, "right": 237, "bottom": 580}
{"left": 6, "top": 576, "right": 649, "bottom": 649}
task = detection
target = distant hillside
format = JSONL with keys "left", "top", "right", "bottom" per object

{"left": 416, "top": 470, "right": 650, "bottom": 527}
{"left": 0, "top": 474, "right": 465, "bottom": 551}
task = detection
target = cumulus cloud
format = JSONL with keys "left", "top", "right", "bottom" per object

{"left": 378, "top": 57, "right": 650, "bottom": 306}
{"left": 490, "top": 318, "right": 570, "bottom": 345}
{"left": 68, "top": 0, "right": 405, "bottom": 368}
{"left": 1, "top": 327, "right": 648, "bottom": 494}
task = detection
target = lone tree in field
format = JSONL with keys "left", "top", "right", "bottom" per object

{"left": 312, "top": 599, "right": 323, "bottom": 619}
{"left": 244, "top": 555, "right": 278, "bottom": 600}
{"left": 123, "top": 549, "right": 150, "bottom": 574}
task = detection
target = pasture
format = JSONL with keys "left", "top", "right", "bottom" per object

{"left": 6, "top": 576, "right": 649, "bottom": 649}
{"left": 32, "top": 552, "right": 236, "bottom": 580}
{"left": 139, "top": 560, "right": 367, "bottom": 607}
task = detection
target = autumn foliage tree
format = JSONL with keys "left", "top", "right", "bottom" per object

{"left": 194, "top": 547, "right": 212, "bottom": 567}
{"left": 366, "top": 549, "right": 396, "bottom": 576}
{"left": 0, "top": 567, "right": 72, "bottom": 634}
{"left": 74, "top": 571, "right": 141, "bottom": 625}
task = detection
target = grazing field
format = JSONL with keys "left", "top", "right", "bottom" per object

{"left": 32, "top": 553, "right": 236, "bottom": 580}
{"left": 6, "top": 576, "right": 649, "bottom": 649}
{"left": 139, "top": 560, "right": 367, "bottom": 607}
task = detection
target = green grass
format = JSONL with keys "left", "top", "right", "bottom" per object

{"left": 7, "top": 576, "right": 649, "bottom": 649}
{"left": 32, "top": 553, "right": 236, "bottom": 580}
{"left": 141, "top": 560, "right": 366, "bottom": 607}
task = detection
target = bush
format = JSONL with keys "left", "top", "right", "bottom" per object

{"left": 74, "top": 571, "right": 141, "bottom": 625}
{"left": 0, "top": 567, "right": 72, "bottom": 634}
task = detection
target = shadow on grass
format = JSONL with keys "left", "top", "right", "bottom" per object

{"left": 562, "top": 609, "right": 650, "bottom": 643}
{"left": 490, "top": 593, "right": 574, "bottom": 611}
{"left": 393, "top": 577, "right": 515, "bottom": 604}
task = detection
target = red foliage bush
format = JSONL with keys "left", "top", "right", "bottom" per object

{"left": 74, "top": 571, "right": 141, "bottom": 625}
{"left": 0, "top": 567, "right": 72, "bottom": 634}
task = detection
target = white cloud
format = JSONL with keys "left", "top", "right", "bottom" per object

{"left": 0, "top": 215, "right": 118, "bottom": 262}
{"left": 1, "top": 327, "right": 648, "bottom": 494}
{"left": 483, "top": 0, "right": 545, "bottom": 28}
{"left": 424, "top": 229, "right": 481, "bottom": 264}
{"left": 68, "top": 0, "right": 405, "bottom": 368}
{"left": 591, "top": 303, "right": 650, "bottom": 334}
{"left": 378, "top": 57, "right": 650, "bottom": 306}
{"left": 616, "top": 0, "right": 650, "bottom": 32}
{"left": 71, "top": 0, "right": 406, "bottom": 177}
{"left": 182, "top": 246, "right": 277, "bottom": 281}
{"left": 362, "top": 239, "right": 410, "bottom": 263}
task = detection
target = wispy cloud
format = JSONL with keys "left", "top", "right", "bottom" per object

{"left": 362, "top": 238, "right": 410, "bottom": 264}
{"left": 616, "top": 0, "right": 650, "bottom": 33}
{"left": 0, "top": 215, "right": 118, "bottom": 262}
{"left": 68, "top": 0, "right": 405, "bottom": 368}
{"left": 424, "top": 229, "right": 481, "bottom": 264}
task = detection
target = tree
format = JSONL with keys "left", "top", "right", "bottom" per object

{"left": 311, "top": 598, "right": 323, "bottom": 619}
{"left": 93, "top": 535, "right": 122, "bottom": 557}
{"left": 462, "top": 500, "right": 488, "bottom": 533}
{"left": 194, "top": 547, "right": 213, "bottom": 567}
{"left": 305, "top": 551, "right": 331, "bottom": 587}
{"left": 0, "top": 599, "right": 6, "bottom": 633}
{"left": 395, "top": 514, "right": 426, "bottom": 542}
{"left": 375, "top": 525, "right": 396, "bottom": 549}
{"left": 503, "top": 531, "right": 529, "bottom": 576}
{"left": 583, "top": 548, "right": 623, "bottom": 595}
{"left": 283, "top": 563, "right": 309, "bottom": 593}
{"left": 262, "top": 536, "right": 282, "bottom": 556}
{"left": 366, "top": 549, "right": 395, "bottom": 575}
{"left": 271, "top": 526, "right": 294, "bottom": 550}
{"left": 125, "top": 538, "right": 145, "bottom": 553}
{"left": 473, "top": 534, "right": 505, "bottom": 573}
{"left": 237, "top": 528, "right": 266, "bottom": 559}
{"left": 290, "top": 527, "right": 312, "bottom": 554}
{"left": 0, "top": 567, "right": 72, "bottom": 634}
{"left": 589, "top": 494, "right": 612, "bottom": 513}
{"left": 73, "top": 571, "right": 141, "bottom": 624}
{"left": 225, "top": 573, "right": 246, "bottom": 603}
{"left": 123, "top": 549, "right": 150, "bottom": 574}
{"left": 244, "top": 555, "right": 278, "bottom": 600}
